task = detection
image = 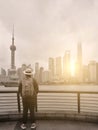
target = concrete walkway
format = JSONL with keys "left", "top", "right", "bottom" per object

{"left": 0, "top": 120, "right": 98, "bottom": 130}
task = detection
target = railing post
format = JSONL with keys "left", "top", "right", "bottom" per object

{"left": 77, "top": 92, "right": 80, "bottom": 113}
{"left": 17, "top": 92, "right": 21, "bottom": 113}
{"left": 35, "top": 94, "right": 37, "bottom": 112}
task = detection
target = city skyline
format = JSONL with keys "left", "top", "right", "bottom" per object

{"left": 0, "top": 34, "right": 97, "bottom": 73}
{"left": 1, "top": 40, "right": 98, "bottom": 84}
{"left": 0, "top": 0, "right": 98, "bottom": 69}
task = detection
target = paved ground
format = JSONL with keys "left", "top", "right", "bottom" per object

{"left": 0, "top": 120, "right": 98, "bottom": 130}
{"left": 0, "top": 121, "right": 16, "bottom": 130}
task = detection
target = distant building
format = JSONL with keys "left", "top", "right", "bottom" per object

{"left": 88, "top": 61, "right": 97, "bottom": 83}
{"left": 55, "top": 56, "right": 62, "bottom": 80}
{"left": 0, "top": 68, "right": 7, "bottom": 83}
{"left": 34, "top": 62, "right": 40, "bottom": 83}
{"left": 82, "top": 65, "right": 89, "bottom": 83}
{"left": 1, "top": 68, "right": 6, "bottom": 76}
{"left": 75, "top": 42, "right": 83, "bottom": 83}
{"left": 42, "top": 70, "right": 49, "bottom": 83}
{"left": 39, "top": 67, "right": 44, "bottom": 83}
{"left": 17, "top": 64, "right": 27, "bottom": 80}
{"left": 48, "top": 57, "right": 55, "bottom": 81}
{"left": 63, "top": 50, "right": 71, "bottom": 82}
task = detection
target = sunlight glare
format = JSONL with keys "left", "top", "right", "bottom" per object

{"left": 70, "top": 60, "right": 75, "bottom": 76}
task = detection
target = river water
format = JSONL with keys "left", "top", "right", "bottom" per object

{"left": 1, "top": 84, "right": 98, "bottom": 91}
{"left": 39, "top": 84, "right": 98, "bottom": 92}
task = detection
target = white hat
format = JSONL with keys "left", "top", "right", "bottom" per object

{"left": 23, "top": 68, "right": 33, "bottom": 75}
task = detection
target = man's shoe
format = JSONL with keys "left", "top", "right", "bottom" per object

{"left": 31, "top": 123, "right": 36, "bottom": 129}
{"left": 20, "top": 123, "right": 27, "bottom": 129}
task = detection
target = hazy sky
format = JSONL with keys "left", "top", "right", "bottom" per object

{"left": 0, "top": 0, "right": 98, "bottom": 70}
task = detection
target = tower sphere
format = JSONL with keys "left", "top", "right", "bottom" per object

{"left": 10, "top": 45, "right": 16, "bottom": 51}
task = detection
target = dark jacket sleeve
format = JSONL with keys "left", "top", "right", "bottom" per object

{"left": 18, "top": 81, "right": 22, "bottom": 96}
{"left": 33, "top": 78, "right": 39, "bottom": 94}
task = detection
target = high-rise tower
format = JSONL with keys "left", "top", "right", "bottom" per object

{"left": 10, "top": 26, "right": 16, "bottom": 69}
{"left": 55, "top": 56, "right": 62, "bottom": 79}
{"left": 34, "top": 62, "right": 40, "bottom": 82}
{"left": 48, "top": 57, "right": 55, "bottom": 81}
{"left": 63, "top": 50, "right": 71, "bottom": 82}
{"left": 77, "top": 42, "right": 82, "bottom": 66}
{"left": 75, "top": 42, "right": 83, "bottom": 82}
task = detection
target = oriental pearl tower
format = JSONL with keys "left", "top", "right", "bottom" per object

{"left": 10, "top": 27, "right": 16, "bottom": 70}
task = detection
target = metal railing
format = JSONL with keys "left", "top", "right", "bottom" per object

{"left": 38, "top": 90, "right": 98, "bottom": 114}
{"left": 0, "top": 88, "right": 98, "bottom": 114}
{"left": 0, "top": 88, "right": 20, "bottom": 114}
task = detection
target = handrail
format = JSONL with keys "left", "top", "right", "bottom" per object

{"left": 39, "top": 90, "right": 98, "bottom": 113}
{"left": 0, "top": 90, "right": 17, "bottom": 93}
{"left": 0, "top": 89, "right": 98, "bottom": 114}
{"left": 39, "top": 90, "right": 98, "bottom": 94}
{"left": 0, "top": 88, "right": 20, "bottom": 113}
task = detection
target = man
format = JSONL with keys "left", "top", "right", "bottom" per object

{"left": 18, "top": 68, "right": 39, "bottom": 129}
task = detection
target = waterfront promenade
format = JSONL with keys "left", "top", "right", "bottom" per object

{"left": 0, "top": 84, "right": 98, "bottom": 129}
{"left": 0, "top": 120, "right": 98, "bottom": 130}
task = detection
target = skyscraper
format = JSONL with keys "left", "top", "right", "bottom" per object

{"left": 88, "top": 61, "right": 97, "bottom": 83}
{"left": 34, "top": 62, "right": 40, "bottom": 82}
{"left": 75, "top": 42, "right": 83, "bottom": 82}
{"left": 55, "top": 56, "right": 62, "bottom": 79}
{"left": 63, "top": 50, "right": 71, "bottom": 82}
{"left": 39, "top": 67, "right": 44, "bottom": 83}
{"left": 77, "top": 42, "right": 82, "bottom": 66}
{"left": 48, "top": 57, "right": 55, "bottom": 81}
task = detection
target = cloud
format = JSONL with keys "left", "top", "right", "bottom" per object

{"left": 0, "top": 0, "right": 98, "bottom": 70}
